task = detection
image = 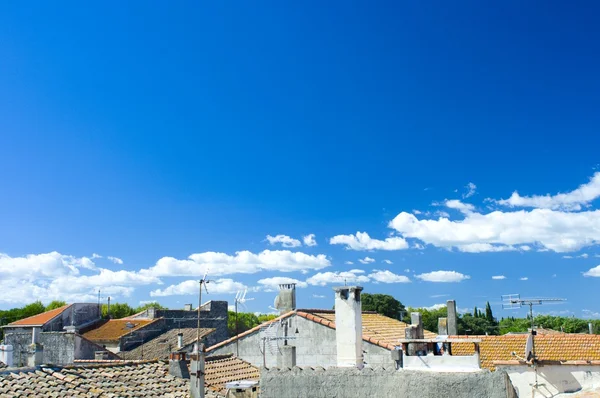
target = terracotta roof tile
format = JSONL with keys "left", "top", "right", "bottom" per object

{"left": 120, "top": 328, "right": 215, "bottom": 360}
{"left": 205, "top": 354, "right": 260, "bottom": 395}
{"left": 206, "top": 309, "right": 436, "bottom": 352}
{"left": 7, "top": 305, "right": 71, "bottom": 327}
{"left": 82, "top": 319, "right": 158, "bottom": 342}
{"left": 451, "top": 334, "right": 600, "bottom": 370}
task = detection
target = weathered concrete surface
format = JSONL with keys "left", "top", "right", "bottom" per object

{"left": 447, "top": 300, "right": 458, "bottom": 336}
{"left": 209, "top": 315, "right": 391, "bottom": 368}
{"left": 260, "top": 367, "right": 517, "bottom": 398}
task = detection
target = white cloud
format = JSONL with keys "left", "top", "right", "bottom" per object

{"left": 456, "top": 243, "right": 517, "bottom": 253}
{"left": 563, "top": 253, "right": 589, "bottom": 259}
{"left": 107, "top": 256, "right": 124, "bottom": 265}
{"left": 496, "top": 172, "right": 600, "bottom": 211}
{"left": 144, "top": 250, "right": 331, "bottom": 277}
{"left": 583, "top": 265, "right": 600, "bottom": 277}
{"left": 415, "top": 271, "right": 470, "bottom": 283}
{"left": 330, "top": 231, "right": 408, "bottom": 251}
{"left": 424, "top": 303, "right": 447, "bottom": 311}
{"left": 389, "top": 208, "right": 600, "bottom": 253}
{"left": 150, "top": 278, "right": 246, "bottom": 297}
{"left": 430, "top": 294, "right": 449, "bottom": 298}
{"left": 344, "top": 261, "right": 354, "bottom": 265}
{"left": 358, "top": 256, "right": 375, "bottom": 264}
{"left": 312, "top": 294, "right": 326, "bottom": 299}
{"left": 348, "top": 269, "right": 365, "bottom": 274}
{"left": 404, "top": 268, "right": 412, "bottom": 273}
{"left": 92, "top": 253, "right": 103, "bottom": 259}
{"left": 306, "top": 271, "right": 370, "bottom": 286}
{"left": 266, "top": 234, "right": 302, "bottom": 248}
{"left": 445, "top": 199, "right": 475, "bottom": 214}
{"left": 520, "top": 245, "right": 532, "bottom": 251}
{"left": 383, "top": 259, "right": 393, "bottom": 264}
{"left": 303, "top": 234, "right": 317, "bottom": 247}
{"left": 520, "top": 277, "right": 529, "bottom": 281}
{"left": 582, "top": 309, "right": 600, "bottom": 318}
{"left": 257, "top": 277, "right": 308, "bottom": 290}
{"left": 368, "top": 270, "right": 411, "bottom": 283}
{"left": 413, "top": 210, "right": 422, "bottom": 215}
{"left": 463, "top": 182, "right": 477, "bottom": 199}
{"left": 492, "top": 275, "right": 506, "bottom": 280}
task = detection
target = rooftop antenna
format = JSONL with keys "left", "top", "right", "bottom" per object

{"left": 501, "top": 293, "right": 566, "bottom": 392}
{"left": 195, "top": 271, "right": 213, "bottom": 390}
{"left": 235, "top": 289, "right": 255, "bottom": 356}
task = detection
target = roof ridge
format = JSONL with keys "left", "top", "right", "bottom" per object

{"left": 6, "top": 304, "right": 72, "bottom": 327}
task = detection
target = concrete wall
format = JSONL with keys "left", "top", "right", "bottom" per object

{"left": 260, "top": 367, "right": 517, "bottom": 398}
{"left": 403, "top": 353, "right": 481, "bottom": 372}
{"left": 44, "top": 303, "right": 101, "bottom": 332}
{"left": 129, "top": 301, "right": 228, "bottom": 347}
{"left": 498, "top": 364, "right": 600, "bottom": 397}
{"left": 209, "top": 315, "right": 393, "bottom": 368}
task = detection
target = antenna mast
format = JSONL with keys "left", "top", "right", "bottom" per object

{"left": 501, "top": 294, "right": 566, "bottom": 392}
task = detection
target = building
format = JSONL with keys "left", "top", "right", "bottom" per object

{"left": 119, "top": 327, "right": 215, "bottom": 360}
{"left": 207, "top": 285, "right": 436, "bottom": 369}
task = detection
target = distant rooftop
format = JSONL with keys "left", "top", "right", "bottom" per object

{"left": 205, "top": 354, "right": 260, "bottom": 395}
{"left": 6, "top": 304, "right": 71, "bottom": 327}
{"left": 82, "top": 318, "right": 158, "bottom": 342}
{"left": 120, "top": 327, "right": 215, "bottom": 360}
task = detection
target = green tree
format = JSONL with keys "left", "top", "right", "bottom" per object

{"left": 102, "top": 302, "right": 135, "bottom": 319}
{"left": 361, "top": 293, "right": 406, "bottom": 320}
{"left": 228, "top": 311, "right": 261, "bottom": 335}
{"left": 485, "top": 302, "right": 494, "bottom": 323}
{"left": 473, "top": 306, "right": 478, "bottom": 318}
{"left": 46, "top": 300, "right": 67, "bottom": 311}
{"left": 21, "top": 301, "right": 46, "bottom": 318}
{"left": 134, "top": 302, "right": 168, "bottom": 313}
{"left": 406, "top": 305, "right": 447, "bottom": 333}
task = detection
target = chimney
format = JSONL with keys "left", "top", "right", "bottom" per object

{"left": 190, "top": 346, "right": 206, "bottom": 398}
{"left": 590, "top": 323, "right": 594, "bottom": 335}
{"left": 438, "top": 317, "right": 448, "bottom": 335}
{"left": 177, "top": 333, "right": 184, "bottom": 349}
{"left": 147, "top": 307, "right": 156, "bottom": 319}
{"left": 405, "top": 313, "right": 427, "bottom": 356}
{"left": 0, "top": 345, "right": 13, "bottom": 367}
{"left": 447, "top": 300, "right": 458, "bottom": 335}
{"left": 277, "top": 345, "right": 296, "bottom": 368}
{"left": 184, "top": 304, "right": 193, "bottom": 311}
{"left": 333, "top": 286, "right": 363, "bottom": 369}
{"left": 274, "top": 284, "right": 296, "bottom": 315}
{"left": 169, "top": 352, "right": 190, "bottom": 379}
{"left": 27, "top": 327, "right": 44, "bottom": 367}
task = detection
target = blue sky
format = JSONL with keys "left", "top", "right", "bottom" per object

{"left": 1, "top": 1, "right": 600, "bottom": 319}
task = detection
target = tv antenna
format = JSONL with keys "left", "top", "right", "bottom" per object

{"left": 234, "top": 289, "right": 255, "bottom": 356}
{"left": 194, "top": 271, "right": 213, "bottom": 390}
{"left": 257, "top": 319, "right": 299, "bottom": 367}
{"left": 501, "top": 293, "right": 566, "bottom": 391}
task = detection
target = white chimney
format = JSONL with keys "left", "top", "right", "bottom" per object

{"left": 333, "top": 286, "right": 363, "bottom": 369}
{"left": 32, "top": 327, "right": 41, "bottom": 345}
{"left": 0, "top": 345, "right": 13, "bottom": 367}
{"left": 177, "top": 333, "right": 184, "bottom": 349}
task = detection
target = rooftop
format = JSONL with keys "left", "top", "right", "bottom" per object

{"left": 5, "top": 304, "right": 71, "bottom": 327}
{"left": 82, "top": 318, "right": 158, "bottom": 342}
{"left": 451, "top": 334, "right": 600, "bottom": 370}
{"left": 119, "top": 328, "right": 215, "bottom": 360}
{"left": 207, "top": 309, "right": 436, "bottom": 352}
{"left": 0, "top": 360, "right": 205, "bottom": 397}
{"left": 205, "top": 354, "right": 260, "bottom": 395}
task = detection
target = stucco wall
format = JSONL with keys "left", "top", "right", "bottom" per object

{"left": 260, "top": 367, "right": 517, "bottom": 398}
{"left": 209, "top": 315, "right": 393, "bottom": 368}
{"left": 498, "top": 364, "right": 600, "bottom": 397}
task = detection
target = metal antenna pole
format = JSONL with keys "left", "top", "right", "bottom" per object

{"left": 235, "top": 297, "right": 239, "bottom": 357}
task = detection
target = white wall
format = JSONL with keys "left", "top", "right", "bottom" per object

{"left": 0, "top": 345, "right": 13, "bottom": 367}
{"left": 498, "top": 364, "right": 600, "bottom": 397}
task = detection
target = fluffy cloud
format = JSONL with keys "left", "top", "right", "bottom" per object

{"left": 257, "top": 276, "right": 308, "bottom": 290}
{"left": 266, "top": 234, "right": 302, "bottom": 248}
{"left": 358, "top": 257, "right": 375, "bottom": 264}
{"left": 0, "top": 252, "right": 158, "bottom": 305}
{"left": 383, "top": 259, "right": 393, "bottom": 264}
{"left": 150, "top": 278, "right": 246, "bottom": 297}
{"left": 107, "top": 256, "right": 124, "bottom": 265}
{"left": 306, "top": 270, "right": 369, "bottom": 286}
{"left": 415, "top": 271, "right": 470, "bottom": 283}
{"left": 583, "top": 265, "right": 600, "bottom": 277}
{"left": 368, "top": 270, "right": 410, "bottom": 283}
{"left": 496, "top": 172, "right": 600, "bottom": 211}
{"left": 492, "top": 275, "right": 506, "bottom": 280}
{"left": 389, "top": 209, "right": 600, "bottom": 253}
{"left": 303, "top": 234, "right": 317, "bottom": 247}
{"left": 312, "top": 294, "right": 326, "bottom": 299}
{"left": 445, "top": 200, "right": 475, "bottom": 214}
{"left": 348, "top": 269, "right": 365, "bottom": 274}
{"left": 144, "top": 250, "right": 331, "bottom": 277}
{"left": 456, "top": 243, "right": 517, "bottom": 253}
{"left": 330, "top": 231, "right": 408, "bottom": 251}
{"left": 344, "top": 261, "right": 354, "bottom": 265}
{"left": 520, "top": 277, "right": 529, "bottom": 281}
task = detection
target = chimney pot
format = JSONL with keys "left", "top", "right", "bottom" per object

{"left": 177, "top": 333, "right": 184, "bottom": 349}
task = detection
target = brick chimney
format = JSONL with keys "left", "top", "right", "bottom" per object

{"left": 333, "top": 286, "right": 363, "bottom": 369}
{"left": 274, "top": 283, "right": 296, "bottom": 315}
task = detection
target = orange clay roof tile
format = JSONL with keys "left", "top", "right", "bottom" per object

{"left": 205, "top": 354, "right": 260, "bottom": 395}
{"left": 7, "top": 305, "right": 72, "bottom": 326}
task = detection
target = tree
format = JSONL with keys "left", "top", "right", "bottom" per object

{"left": 228, "top": 311, "right": 261, "bottom": 336}
{"left": 473, "top": 306, "right": 478, "bottom": 318}
{"left": 485, "top": 302, "right": 494, "bottom": 323}
{"left": 46, "top": 301, "right": 67, "bottom": 311}
{"left": 134, "top": 302, "right": 168, "bottom": 313}
{"left": 21, "top": 301, "right": 46, "bottom": 318}
{"left": 102, "top": 302, "right": 135, "bottom": 319}
{"left": 361, "top": 293, "right": 406, "bottom": 320}
{"left": 406, "top": 305, "right": 447, "bottom": 333}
